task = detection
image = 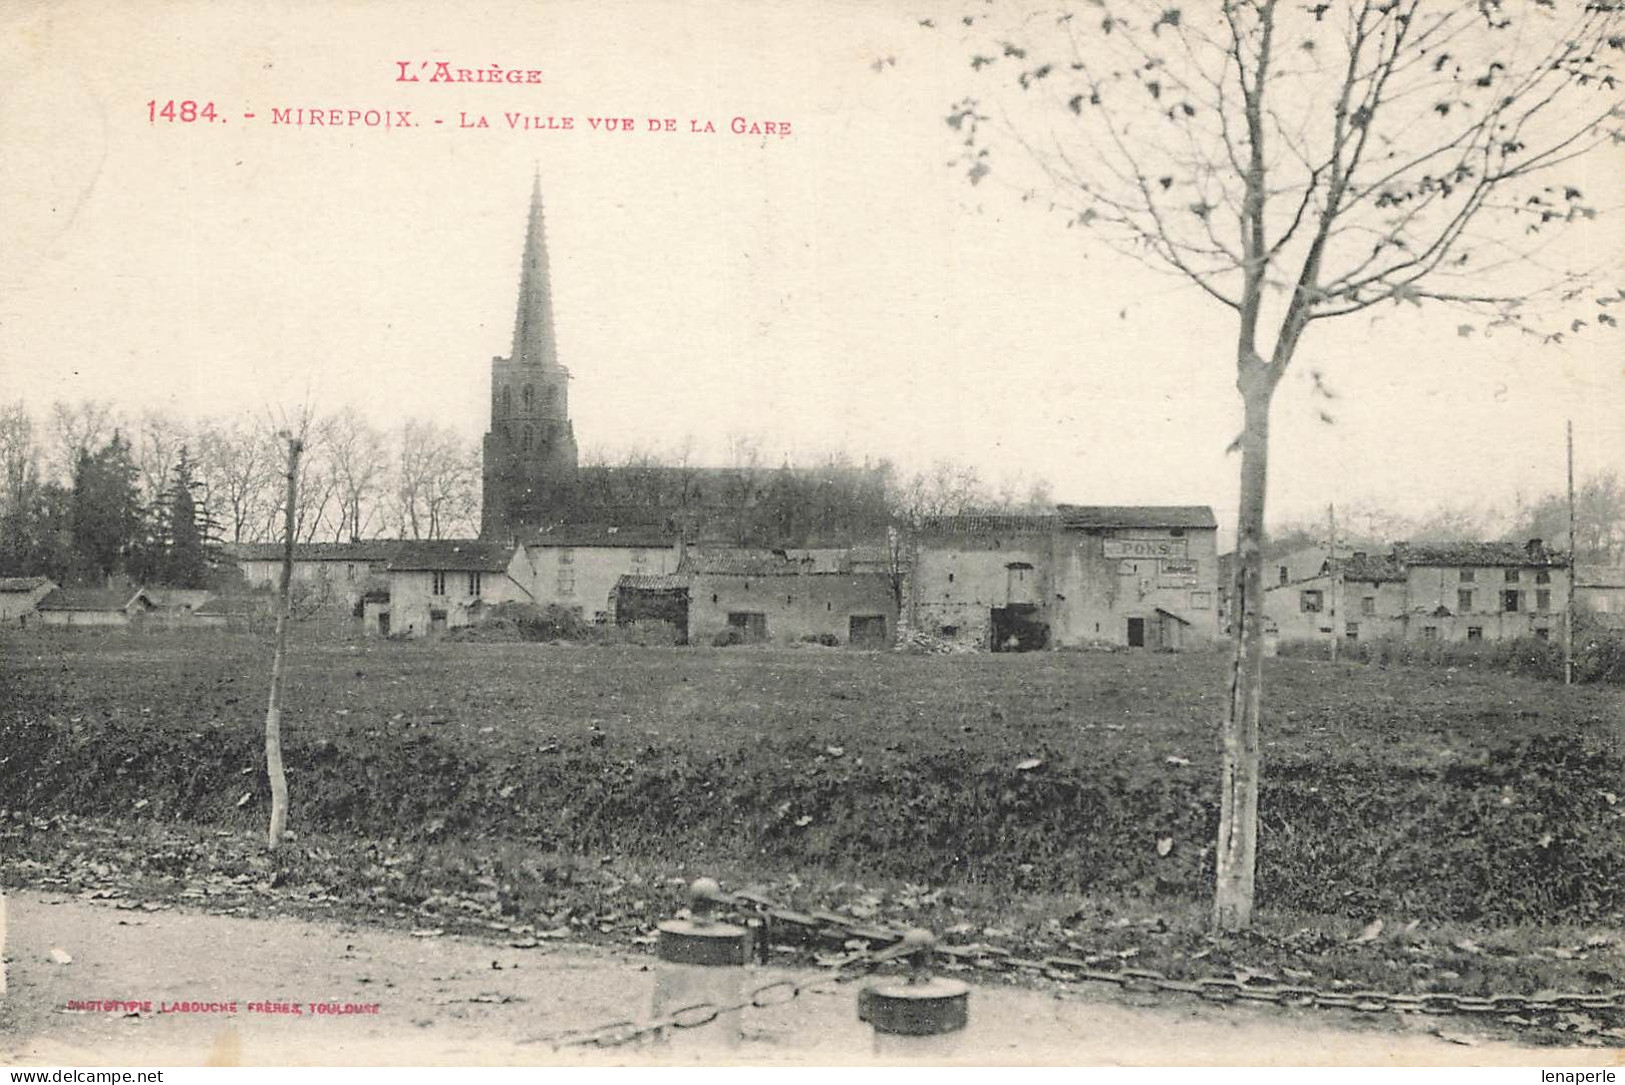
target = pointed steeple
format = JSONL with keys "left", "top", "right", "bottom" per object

{"left": 510, "top": 171, "right": 559, "bottom": 369}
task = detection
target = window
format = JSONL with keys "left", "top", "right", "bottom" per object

{"left": 1361, "top": 596, "right": 1376, "bottom": 616}
{"left": 1536, "top": 589, "right": 1551, "bottom": 611}
{"left": 631, "top": 549, "right": 648, "bottom": 566}
{"left": 557, "top": 569, "right": 575, "bottom": 595}
{"left": 1535, "top": 627, "right": 1550, "bottom": 641}
{"left": 431, "top": 571, "right": 447, "bottom": 596}
{"left": 1190, "top": 591, "right": 1212, "bottom": 610}
{"left": 1505, "top": 568, "right": 1520, "bottom": 583}
{"left": 501, "top": 386, "right": 512, "bottom": 415}
{"left": 1299, "top": 589, "right": 1323, "bottom": 613}
{"left": 468, "top": 572, "right": 482, "bottom": 597}
{"left": 1459, "top": 569, "right": 1475, "bottom": 583}
{"left": 522, "top": 426, "right": 533, "bottom": 451}
{"left": 947, "top": 572, "right": 954, "bottom": 584}
{"left": 1279, "top": 566, "right": 1289, "bottom": 585}
{"left": 558, "top": 547, "right": 574, "bottom": 565}
{"left": 1467, "top": 627, "right": 1483, "bottom": 641}
{"left": 1457, "top": 589, "right": 1473, "bottom": 613}
{"left": 1345, "top": 622, "right": 1359, "bottom": 641}
{"left": 1422, "top": 626, "right": 1438, "bottom": 640}
{"left": 1502, "top": 589, "right": 1520, "bottom": 613}
{"left": 522, "top": 384, "right": 535, "bottom": 412}
{"left": 1535, "top": 570, "right": 1551, "bottom": 584}
{"left": 942, "top": 624, "right": 959, "bottom": 637}
{"left": 346, "top": 564, "right": 356, "bottom": 581}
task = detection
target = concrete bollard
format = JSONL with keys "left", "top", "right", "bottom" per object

{"left": 864, "top": 928, "right": 970, "bottom": 1058}
{"left": 650, "top": 877, "right": 750, "bottom": 1048}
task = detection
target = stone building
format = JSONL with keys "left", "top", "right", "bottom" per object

{"left": 1264, "top": 539, "right": 1571, "bottom": 646}
{"left": 1264, "top": 552, "right": 1408, "bottom": 644}
{"left": 0, "top": 576, "right": 55, "bottom": 627}
{"left": 524, "top": 523, "right": 680, "bottom": 622}
{"left": 382, "top": 541, "right": 534, "bottom": 638}
{"left": 615, "top": 547, "right": 897, "bottom": 647}
{"left": 226, "top": 541, "right": 398, "bottom": 615}
{"left": 1393, "top": 540, "right": 1569, "bottom": 642}
{"left": 911, "top": 506, "right": 1221, "bottom": 650}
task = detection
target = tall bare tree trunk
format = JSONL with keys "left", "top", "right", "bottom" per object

{"left": 1215, "top": 383, "right": 1273, "bottom": 931}
{"left": 265, "top": 437, "right": 303, "bottom": 850}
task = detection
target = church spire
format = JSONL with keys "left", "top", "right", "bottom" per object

{"left": 510, "top": 171, "right": 559, "bottom": 369}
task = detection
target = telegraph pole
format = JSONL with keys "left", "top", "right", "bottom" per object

{"left": 1565, "top": 421, "right": 1575, "bottom": 686}
{"left": 1327, "top": 502, "right": 1340, "bottom": 662}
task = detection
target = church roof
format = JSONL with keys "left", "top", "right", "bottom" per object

{"left": 509, "top": 172, "right": 560, "bottom": 370}
{"left": 529, "top": 523, "right": 677, "bottom": 548}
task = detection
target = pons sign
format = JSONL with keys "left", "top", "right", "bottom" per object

{"left": 1103, "top": 538, "right": 1187, "bottom": 560}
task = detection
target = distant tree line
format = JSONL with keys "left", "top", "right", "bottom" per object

{"left": 1266, "top": 473, "right": 1625, "bottom": 566}
{"left": 0, "top": 402, "right": 1057, "bottom": 587}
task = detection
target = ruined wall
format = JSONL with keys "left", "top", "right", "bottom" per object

{"left": 911, "top": 531, "right": 1053, "bottom": 649}
{"left": 687, "top": 572, "right": 896, "bottom": 646}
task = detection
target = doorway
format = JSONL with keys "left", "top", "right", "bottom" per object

{"left": 1127, "top": 617, "right": 1146, "bottom": 648}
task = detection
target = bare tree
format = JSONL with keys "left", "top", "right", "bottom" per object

{"left": 394, "top": 419, "right": 479, "bottom": 539}
{"left": 195, "top": 418, "right": 277, "bottom": 544}
{"left": 47, "top": 400, "right": 120, "bottom": 485}
{"left": 321, "top": 407, "right": 388, "bottom": 542}
{"left": 948, "top": 0, "right": 1624, "bottom": 929}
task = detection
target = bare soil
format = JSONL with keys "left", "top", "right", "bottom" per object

{"left": 2, "top": 890, "right": 1612, "bottom": 1067}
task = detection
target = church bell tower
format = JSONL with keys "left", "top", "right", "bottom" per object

{"left": 480, "top": 174, "right": 579, "bottom": 540}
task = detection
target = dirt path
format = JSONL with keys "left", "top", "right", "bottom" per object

{"left": 0, "top": 891, "right": 1612, "bottom": 1066}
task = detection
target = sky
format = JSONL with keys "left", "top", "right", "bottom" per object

{"left": 1, "top": 0, "right": 1621, "bottom": 543}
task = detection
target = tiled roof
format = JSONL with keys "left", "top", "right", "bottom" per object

{"left": 920, "top": 514, "right": 1058, "bottom": 534}
{"left": 1341, "top": 554, "right": 1406, "bottom": 583}
{"left": 388, "top": 541, "right": 516, "bottom": 572}
{"left": 1056, "top": 505, "right": 1218, "bottom": 530}
{"left": 528, "top": 523, "right": 677, "bottom": 548}
{"left": 680, "top": 549, "right": 802, "bottom": 576}
{"left": 0, "top": 576, "right": 51, "bottom": 593}
{"left": 616, "top": 573, "right": 689, "bottom": 592}
{"left": 225, "top": 541, "right": 402, "bottom": 562}
{"left": 1394, "top": 541, "right": 1567, "bottom": 568}
{"left": 36, "top": 587, "right": 149, "bottom": 612}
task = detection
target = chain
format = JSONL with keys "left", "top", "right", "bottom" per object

{"left": 537, "top": 937, "right": 914, "bottom": 1050}
{"left": 532, "top": 888, "right": 1624, "bottom": 1048}
{"left": 719, "top": 890, "right": 1625, "bottom": 1025}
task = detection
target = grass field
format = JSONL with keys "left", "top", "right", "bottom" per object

{"left": 3, "top": 631, "right": 1620, "bottom": 928}
{"left": 5, "top": 631, "right": 1624, "bottom": 1036}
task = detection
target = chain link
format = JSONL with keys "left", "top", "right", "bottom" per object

{"left": 725, "top": 889, "right": 1625, "bottom": 1026}
{"left": 538, "top": 936, "right": 914, "bottom": 1050}
{"left": 535, "top": 887, "right": 1624, "bottom": 1048}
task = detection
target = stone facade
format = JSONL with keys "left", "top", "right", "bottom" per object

{"left": 1265, "top": 540, "right": 1571, "bottom": 646}
{"left": 910, "top": 507, "right": 1222, "bottom": 651}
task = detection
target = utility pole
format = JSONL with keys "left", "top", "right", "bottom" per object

{"left": 1327, "top": 502, "right": 1340, "bottom": 663}
{"left": 265, "top": 434, "right": 303, "bottom": 849}
{"left": 1565, "top": 421, "right": 1575, "bottom": 686}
